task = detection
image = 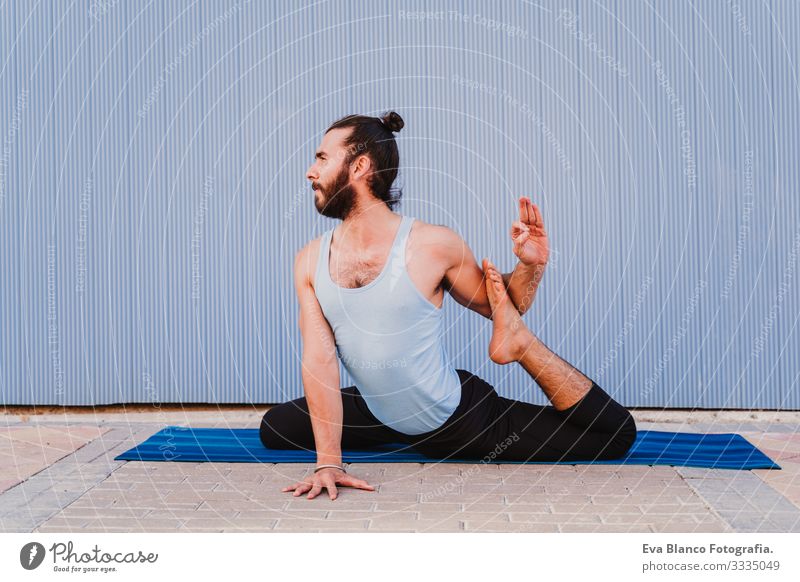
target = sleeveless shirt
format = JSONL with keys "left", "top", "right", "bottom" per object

{"left": 313, "top": 215, "right": 462, "bottom": 435}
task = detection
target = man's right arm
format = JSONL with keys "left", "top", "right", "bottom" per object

{"left": 294, "top": 242, "right": 343, "bottom": 466}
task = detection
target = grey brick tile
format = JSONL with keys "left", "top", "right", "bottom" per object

{"left": 560, "top": 524, "right": 654, "bottom": 533}
{"left": 273, "top": 519, "right": 369, "bottom": 531}
{"left": 367, "top": 512, "right": 419, "bottom": 523}
{"left": 463, "top": 521, "right": 558, "bottom": 532}
{"left": 181, "top": 517, "right": 277, "bottom": 529}
{"left": 499, "top": 502, "right": 552, "bottom": 513}
{"left": 507, "top": 512, "right": 602, "bottom": 523}
{"left": 414, "top": 519, "right": 464, "bottom": 532}
{"left": 653, "top": 523, "right": 732, "bottom": 533}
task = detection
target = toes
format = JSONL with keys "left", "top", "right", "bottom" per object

{"left": 485, "top": 275, "right": 497, "bottom": 299}
{"left": 483, "top": 260, "right": 506, "bottom": 303}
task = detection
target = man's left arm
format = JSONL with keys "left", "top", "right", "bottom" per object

{"left": 501, "top": 196, "right": 550, "bottom": 315}
{"left": 502, "top": 261, "right": 546, "bottom": 316}
{"left": 441, "top": 196, "right": 550, "bottom": 318}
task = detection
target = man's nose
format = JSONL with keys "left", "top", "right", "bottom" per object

{"left": 306, "top": 165, "right": 317, "bottom": 181}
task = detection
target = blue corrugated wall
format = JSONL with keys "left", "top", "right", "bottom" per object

{"left": 1, "top": 1, "right": 798, "bottom": 408}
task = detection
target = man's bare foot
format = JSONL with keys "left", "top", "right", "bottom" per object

{"left": 483, "top": 258, "right": 535, "bottom": 364}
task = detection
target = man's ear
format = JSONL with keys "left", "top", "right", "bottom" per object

{"left": 351, "top": 153, "right": 371, "bottom": 181}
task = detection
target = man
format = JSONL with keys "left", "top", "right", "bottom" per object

{"left": 260, "top": 111, "right": 637, "bottom": 500}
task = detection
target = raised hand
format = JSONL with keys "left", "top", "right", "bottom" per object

{"left": 511, "top": 196, "right": 549, "bottom": 267}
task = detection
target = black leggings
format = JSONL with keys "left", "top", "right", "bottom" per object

{"left": 259, "top": 369, "right": 637, "bottom": 462}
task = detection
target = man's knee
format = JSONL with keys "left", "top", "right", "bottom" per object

{"left": 606, "top": 411, "right": 637, "bottom": 459}
{"left": 259, "top": 406, "right": 305, "bottom": 450}
{"left": 259, "top": 408, "right": 281, "bottom": 449}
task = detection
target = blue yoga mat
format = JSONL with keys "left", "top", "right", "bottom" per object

{"left": 114, "top": 427, "right": 780, "bottom": 470}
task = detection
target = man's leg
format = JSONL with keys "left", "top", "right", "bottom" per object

{"left": 259, "top": 386, "right": 402, "bottom": 451}
{"left": 479, "top": 259, "right": 636, "bottom": 460}
{"left": 483, "top": 258, "right": 593, "bottom": 409}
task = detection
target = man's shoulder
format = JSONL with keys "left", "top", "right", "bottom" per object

{"left": 294, "top": 235, "right": 324, "bottom": 285}
{"left": 409, "top": 218, "right": 465, "bottom": 261}
{"left": 296, "top": 234, "right": 323, "bottom": 258}
{"left": 409, "top": 218, "right": 461, "bottom": 247}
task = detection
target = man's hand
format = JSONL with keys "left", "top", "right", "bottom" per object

{"left": 281, "top": 468, "right": 375, "bottom": 500}
{"left": 511, "top": 196, "right": 549, "bottom": 267}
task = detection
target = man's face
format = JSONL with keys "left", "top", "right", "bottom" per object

{"left": 306, "top": 128, "right": 358, "bottom": 220}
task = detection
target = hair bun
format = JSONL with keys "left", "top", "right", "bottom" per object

{"left": 380, "top": 111, "right": 404, "bottom": 133}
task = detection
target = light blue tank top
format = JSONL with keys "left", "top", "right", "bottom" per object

{"left": 313, "top": 215, "right": 462, "bottom": 435}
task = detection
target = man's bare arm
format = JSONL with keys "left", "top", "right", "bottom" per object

{"left": 501, "top": 262, "right": 545, "bottom": 316}
{"left": 441, "top": 228, "right": 541, "bottom": 318}
{"left": 281, "top": 243, "right": 375, "bottom": 500}
{"left": 439, "top": 227, "right": 492, "bottom": 318}
{"left": 443, "top": 198, "right": 549, "bottom": 317}
{"left": 502, "top": 197, "right": 549, "bottom": 314}
{"left": 294, "top": 243, "right": 343, "bottom": 466}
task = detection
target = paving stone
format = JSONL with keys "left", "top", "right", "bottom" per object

{"left": 463, "top": 502, "right": 535, "bottom": 513}
{"left": 326, "top": 510, "right": 387, "bottom": 520}
{"left": 34, "top": 516, "right": 93, "bottom": 529}
{"left": 140, "top": 509, "right": 238, "bottom": 519}
{"left": 461, "top": 482, "right": 541, "bottom": 493}
{"left": 413, "top": 519, "right": 464, "bottom": 532}
{"left": 506, "top": 512, "right": 602, "bottom": 523}
{"left": 498, "top": 502, "right": 552, "bottom": 513}
{"left": 373, "top": 501, "right": 451, "bottom": 512}
{"left": 85, "top": 517, "right": 186, "bottom": 529}
{"left": 463, "top": 521, "right": 558, "bottom": 533}
{"left": 426, "top": 490, "right": 506, "bottom": 504}
{"left": 282, "top": 498, "right": 372, "bottom": 510}
{"left": 560, "top": 524, "right": 653, "bottom": 533}
{"left": 370, "top": 463, "right": 426, "bottom": 476}
{"left": 416, "top": 465, "right": 464, "bottom": 477}
{"left": 533, "top": 494, "right": 593, "bottom": 504}
{"left": 675, "top": 467, "right": 730, "bottom": 479}
{"left": 369, "top": 513, "right": 421, "bottom": 523}
{"left": 654, "top": 523, "right": 732, "bottom": 532}
{"left": 551, "top": 503, "right": 641, "bottom": 514}
{"left": 680, "top": 470, "right": 800, "bottom": 532}
{"left": 4, "top": 412, "right": 800, "bottom": 533}
{"left": 601, "top": 514, "right": 657, "bottom": 524}
{"left": 638, "top": 503, "right": 711, "bottom": 515}
{"left": 498, "top": 476, "right": 553, "bottom": 487}
{"left": 55, "top": 507, "right": 153, "bottom": 519}
{"left": 273, "top": 519, "right": 369, "bottom": 531}
{"left": 496, "top": 464, "right": 567, "bottom": 476}
{"left": 216, "top": 522, "right": 281, "bottom": 531}
{"left": 181, "top": 517, "right": 279, "bottom": 529}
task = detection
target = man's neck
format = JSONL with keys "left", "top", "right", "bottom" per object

{"left": 338, "top": 202, "right": 400, "bottom": 248}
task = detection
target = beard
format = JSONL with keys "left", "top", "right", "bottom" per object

{"left": 313, "top": 164, "right": 357, "bottom": 220}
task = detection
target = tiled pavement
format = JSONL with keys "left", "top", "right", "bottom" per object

{"left": 0, "top": 425, "right": 109, "bottom": 493}
{"left": 1, "top": 409, "right": 799, "bottom": 533}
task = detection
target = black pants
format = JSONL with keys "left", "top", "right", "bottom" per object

{"left": 259, "top": 369, "right": 637, "bottom": 462}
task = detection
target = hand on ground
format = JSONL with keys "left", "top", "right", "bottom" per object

{"left": 281, "top": 468, "right": 375, "bottom": 500}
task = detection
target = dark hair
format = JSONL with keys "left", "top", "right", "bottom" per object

{"left": 326, "top": 111, "right": 404, "bottom": 210}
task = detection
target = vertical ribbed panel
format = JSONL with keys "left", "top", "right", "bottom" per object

{"left": 1, "top": 1, "right": 797, "bottom": 408}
